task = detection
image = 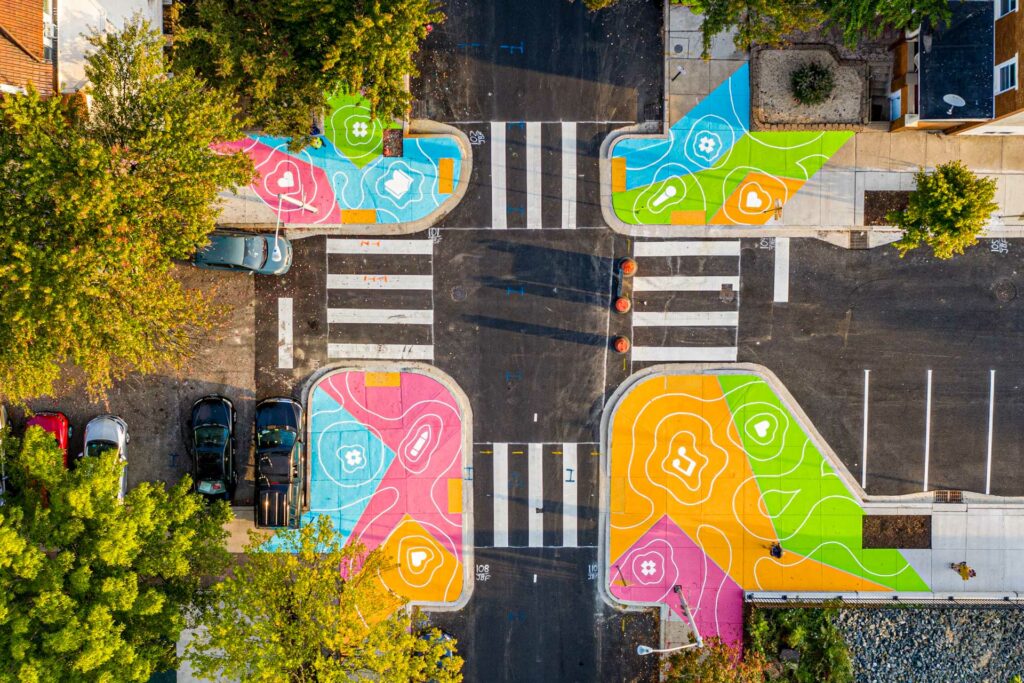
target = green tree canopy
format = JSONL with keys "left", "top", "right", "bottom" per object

{"left": 185, "top": 515, "right": 463, "bottom": 683}
{"left": 172, "top": 0, "right": 443, "bottom": 147}
{"left": 0, "top": 17, "right": 253, "bottom": 403}
{"left": 0, "top": 426, "right": 232, "bottom": 682}
{"left": 819, "top": 0, "right": 952, "bottom": 48}
{"left": 675, "top": 0, "right": 822, "bottom": 58}
{"left": 890, "top": 161, "right": 999, "bottom": 260}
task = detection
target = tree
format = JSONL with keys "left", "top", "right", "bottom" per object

{"left": 890, "top": 161, "right": 998, "bottom": 260}
{"left": 185, "top": 515, "right": 463, "bottom": 683}
{"left": 820, "top": 0, "right": 952, "bottom": 48}
{"left": 0, "top": 426, "right": 232, "bottom": 682}
{"left": 664, "top": 636, "right": 769, "bottom": 683}
{"left": 0, "top": 17, "right": 253, "bottom": 403}
{"left": 672, "top": 0, "right": 822, "bottom": 58}
{"left": 172, "top": 0, "right": 444, "bottom": 147}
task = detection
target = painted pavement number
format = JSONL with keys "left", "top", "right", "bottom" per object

{"left": 300, "top": 369, "right": 467, "bottom": 605}
{"left": 473, "top": 443, "right": 600, "bottom": 548}
{"left": 607, "top": 373, "right": 929, "bottom": 647}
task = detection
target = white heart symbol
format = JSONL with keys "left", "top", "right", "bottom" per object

{"left": 754, "top": 420, "right": 771, "bottom": 438}
{"left": 278, "top": 171, "right": 295, "bottom": 189}
{"left": 744, "top": 190, "right": 764, "bottom": 209}
{"left": 410, "top": 550, "right": 428, "bottom": 568}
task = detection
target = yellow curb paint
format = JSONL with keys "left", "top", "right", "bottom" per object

{"left": 438, "top": 158, "right": 455, "bottom": 194}
{"left": 341, "top": 208, "right": 377, "bottom": 224}
{"left": 611, "top": 157, "right": 627, "bottom": 193}
{"left": 447, "top": 478, "right": 463, "bottom": 514}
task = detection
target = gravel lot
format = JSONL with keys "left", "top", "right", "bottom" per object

{"left": 9, "top": 265, "right": 258, "bottom": 504}
{"left": 837, "top": 607, "right": 1024, "bottom": 682}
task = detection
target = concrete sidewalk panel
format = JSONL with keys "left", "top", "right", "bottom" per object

{"left": 669, "top": 58, "right": 710, "bottom": 96}
{"left": 781, "top": 177, "right": 822, "bottom": 226}
{"left": 1003, "top": 138, "right": 1024, "bottom": 170}
{"left": 863, "top": 171, "right": 904, "bottom": 191}
{"left": 888, "top": 132, "right": 927, "bottom": 172}
{"left": 819, "top": 169, "right": 856, "bottom": 226}
{"left": 855, "top": 132, "right": 892, "bottom": 171}
{"left": 959, "top": 137, "right": 1005, "bottom": 172}
{"left": 925, "top": 133, "right": 961, "bottom": 168}
{"left": 1000, "top": 175, "right": 1024, "bottom": 221}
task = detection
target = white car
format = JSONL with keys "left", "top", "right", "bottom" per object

{"left": 81, "top": 415, "right": 129, "bottom": 499}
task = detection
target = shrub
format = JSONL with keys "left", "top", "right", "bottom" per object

{"left": 790, "top": 62, "right": 835, "bottom": 105}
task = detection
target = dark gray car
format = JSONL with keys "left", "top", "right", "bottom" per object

{"left": 254, "top": 398, "right": 305, "bottom": 528}
{"left": 193, "top": 231, "right": 292, "bottom": 275}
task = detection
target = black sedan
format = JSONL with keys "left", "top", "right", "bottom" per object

{"left": 189, "top": 395, "right": 236, "bottom": 501}
{"left": 254, "top": 397, "right": 305, "bottom": 528}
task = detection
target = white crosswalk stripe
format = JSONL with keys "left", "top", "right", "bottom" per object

{"left": 630, "top": 240, "right": 741, "bottom": 366}
{"left": 325, "top": 238, "right": 434, "bottom": 361}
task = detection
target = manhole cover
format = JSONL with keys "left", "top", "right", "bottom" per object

{"left": 673, "top": 43, "right": 683, "bottom": 54}
{"left": 993, "top": 279, "right": 1017, "bottom": 303}
{"left": 451, "top": 286, "right": 467, "bottom": 302}
{"left": 307, "top": 318, "right": 319, "bottom": 331}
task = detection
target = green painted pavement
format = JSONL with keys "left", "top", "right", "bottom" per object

{"left": 323, "top": 93, "right": 402, "bottom": 169}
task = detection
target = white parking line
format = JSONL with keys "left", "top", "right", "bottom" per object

{"left": 632, "top": 311, "right": 738, "bottom": 327}
{"left": 327, "top": 308, "right": 433, "bottom": 325}
{"left": 326, "top": 274, "right": 432, "bottom": 290}
{"left": 923, "top": 369, "right": 933, "bottom": 492}
{"left": 774, "top": 237, "right": 790, "bottom": 303}
{"left": 529, "top": 443, "right": 543, "bottom": 547}
{"left": 327, "top": 343, "right": 433, "bottom": 360}
{"left": 562, "top": 443, "right": 577, "bottom": 548}
{"left": 633, "top": 240, "right": 741, "bottom": 257}
{"left": 561, "top": 122, "right": 577, "bottom": 229}
{"left": 862, "top": 369, "right": 870, "bottom": 489}
{"left": 326, "top": 239, "right": 432, "bottom": 255}
{"left": 631, "top": 346, "right": 738, "bottom": 362}
{"left": 526, "top": 122, "right": 542, "bottom": 229}
{"left": 987, "top": 369, "right": 995, "bottom": 495}
{"left": 277, "top": 297, "right": 293, "bottom": 370}
{"left": 633, "top": 275, "right": 739, "bottom": 292}
{"left": 491, "top": 122, "right": 507, "bottom": 229}
{"left": 493, "top": 443, "right": 509, "bottom": 547}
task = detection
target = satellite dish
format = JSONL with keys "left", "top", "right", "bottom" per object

{"left": 943, "top": 93, "right": 966, "bottom": 115}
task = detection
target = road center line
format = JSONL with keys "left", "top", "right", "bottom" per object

{"left": 277, "top": 297, "right": 293, "bottom": 370}
{"left": 491, "top": 122, "right": 507, "bottom": 229}
{"left": 561, "top": 122, "right": 577, "bottom": 229}
{"left": 862, "top": 369, "right": 870, "bottom": 490}
{"left": 526, "top": 122, "right": 542, "bottom": 229}
{"left": 774, "top": 237, "right": 790, "bottom": 303}
{"left": 987, "top": 369, "right": 996, "bottom": 495}
{"left": 493, "top": 443, "right": 509, "bottom": 547}
{"left": 923, "top": 369, "right": 932, "bottom": 492}
{"left": 528, "top": 443, "right": 543, "bottom": 547}
{"left": 562, "top": 443, "right": 578, "bottom": 548}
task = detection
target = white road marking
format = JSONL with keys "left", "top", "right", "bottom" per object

{"left": 491, "top": 122, "right": 507, "bottom": 229}
{"left": 632, "top": 311, "right": 738, "bottom": 327}
{"left": 561, "top": 122, "right": 577, "bottom": 229}
{"left": 529, "top": 443, "right": 543, "bottom": 547}
{"left": 923, "top": 369, "right": 933, "bottom": 492}
{"left": 631, "top": 346, "right": 738, "bottom": 362}
{"left": 987, "top": 369, "right": 995, "bottom": 495}
{"left": 326, "top": 239, "right": 432, "bottom": 255}
{"left": 326, "top": 274, "right": 432, "bottom": 290}
{"left": 493, "top": 443, "right": 509, "bottom": 548}
{"left": 277, "top": 297, "right": 293, "bottom": 370}
{"left": 327, "top": 308, "right": 433, "bottom": 325}
{"left": 562, "top": 443, "right": 577, "bottom": 548}
{"left": 774, "top": 237, "right": 790, "bottom": 303}
{"left": 862, "top": 369, "right": 870, "bottom": 489}
{"left": 327, "top": 344, "right": 433, "bottom": 360}
{"left": 633, "top": 240, "right": 741, "bottom": 257}
{"left": 633, "top": 275, "right": 739, "bottom": 292}
{"left": 526, "top": 122, "right": 542, "bottom": 229}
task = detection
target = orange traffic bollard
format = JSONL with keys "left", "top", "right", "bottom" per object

{"left": 614, "top": 296, "right": 632, "bottom": 313}
{"left": 619, "top": 257, "right": 638, "bottom": 276}
{"left": 613, "top": 336, "right": 631, "bottom": 353}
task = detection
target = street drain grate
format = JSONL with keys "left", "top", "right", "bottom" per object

{"left": 450, "top": 286, "right": 467, "bottom": 302}
{"left": 993, "top": 279, "right": 1017, "bottom": 303}
{"left": 934, "top": 490, "right": 963, "bottom": 504}
{"left": 720, "top": 283, "right": 735, "bottom": 304}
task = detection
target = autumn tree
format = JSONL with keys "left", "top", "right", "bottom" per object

{"left": 185, "top": 515, "right": 463, "bottom": 683}
{"left": 0, "top": 17, "right": 253, "bottom": 403}
{"left": 674, "top": 0, "right": 822, "bottom": 57}
{"left": 171, "top": 0, "right": 443, "bottom": 147}
{"left": 890, "top": 161, "right": 999, "bottom": 260}
{"left": 664, "top": 636, "right": 769, "bottom": 683}
{"left": 820, "top": 0, "right": 952, "bottom": 47}
{"left": 0, "top": 426, "right": 232, "bottom": 681}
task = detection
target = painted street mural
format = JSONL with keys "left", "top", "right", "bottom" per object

{"left": 607, "top": 373, "right": 928, "bottom": 646}
{"left": 610, "top": 64, "right": 853, "bottom": 226}
{"left": 304, "top": 369, "right": 466, "bottom": 605}
{"left": 220, "top": 94, "right": 462, "bottom": 225}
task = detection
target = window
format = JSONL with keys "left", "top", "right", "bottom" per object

{"left": 997, "top": 56, "right": 1018, "bottom": 94}
{"left": 999, "top": 0, "right": 1018, "bottom": 17}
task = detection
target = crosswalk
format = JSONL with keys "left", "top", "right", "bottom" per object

{"left": 325, "top": 238, "right": 435, "bottom": 360}
{"left": 630, "top": 240, "right": 741, "bottom": 366}
{"left": 472, "top": 442, "right": 600, "bottom": 548}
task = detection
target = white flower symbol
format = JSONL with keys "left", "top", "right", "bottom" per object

{"left": 351, "top": 121, "right": 369, "bottom": 138}
{"left": 344, "top": 448, "right": 363, "bottom": 467}
{"left": 640, "top": 560, "right": 657, "bottom": 576}
{"left": 697, "top": 135, "right": 717, "bottom": 155}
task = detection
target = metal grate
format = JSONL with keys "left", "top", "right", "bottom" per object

{"left": 720, "top": 283, "right": 736, "bottom": 304}
{"left": 849, "top": 231, "right": 870, "bottom": 249}
{"left": 642, "top": 101, "right": 663, "bottom": 123}
{"left": 934, "top": 490, "right": 964, "bottom": 504}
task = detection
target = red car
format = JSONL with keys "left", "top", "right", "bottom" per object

{"left": 26, "top": 411, "right": 71, "bottom": 467}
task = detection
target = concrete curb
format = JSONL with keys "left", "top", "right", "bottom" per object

{"left": 301, "top": 361, "right": 476, "bottom": 612}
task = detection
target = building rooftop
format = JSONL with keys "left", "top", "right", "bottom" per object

{"left": 919, "top": 0, "right": 994, "bottom": 121}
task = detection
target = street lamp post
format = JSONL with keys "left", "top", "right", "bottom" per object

{"left": 636, "top": 585, "right": 704, "bottom": 656}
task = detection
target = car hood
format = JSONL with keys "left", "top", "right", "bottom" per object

{"left": 256, "top": 400, "right": 300, "bottom": 432}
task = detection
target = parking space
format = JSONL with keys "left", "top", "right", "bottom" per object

{"left": 738, "top": 238, "right": 1024, "bottom": 496}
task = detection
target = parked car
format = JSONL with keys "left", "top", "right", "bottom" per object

{"left": 189, "top": 395, "right": 236, "bottom": 501}
{"left": 80, "top": 415, "right": 129, "bottom": 499}
{"left": 25, "top": 411, "right": 71, "bottom": 467}
{"left": 192, "top": 231, "right": 292, "bottom": 275}
{"left": 254, "top": 398, "right": 305, "bottom": 528}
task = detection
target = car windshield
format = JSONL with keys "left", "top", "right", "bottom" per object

{"left": 197, "top": 450, "right": 224, "bottom": 480}
{"left": 194, "top": 426, "right": 228, "bottom": 451}
{"left": 258, "top": 428, "right": 296, "bottom": 451}
{"left": 242, "top": 237, "right": 268, "bottom": 270}
{"left": 86, "top": 440, "right": 118, "bottom": 459}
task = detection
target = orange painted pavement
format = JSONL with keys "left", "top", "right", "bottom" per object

{"left": 378, "top": 515, "right": 464, "bottom": 604}
{"left": 708, "top": 172, "right": 805, "bottom": 225}
{"left": 609, "top": 375, "right": 890, "bottom": 592}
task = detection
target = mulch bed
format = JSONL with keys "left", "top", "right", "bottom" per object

{"left": 864, "top": 190, "right": 911, "bottom": 226}
{"left": 862, "top": 515, "right": 932, "bottom": 549}
{"left": 382, "top": 128, "right": 404, "bottom": 157}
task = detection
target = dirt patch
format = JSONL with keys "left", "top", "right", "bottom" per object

{"left": 862, "top": 515, "right": 931, "bottom": 549}
{"left": 752, "top": 47, "right": 867, "bottom": 128}
{"left": 864, "top": 190, "right": 911, "bottom": 226}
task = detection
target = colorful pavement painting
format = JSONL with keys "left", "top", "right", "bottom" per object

{"left": 607, "top": 373, "right": 929, "bottom": 645}
{"left": 303, "top": 369, "right": 467, "bottom": 605}
{"left": 610, "top": 64, "right": 853, "bottom": 226}
{"left": 219, "top": 95, "right": 462, "bottom": 225}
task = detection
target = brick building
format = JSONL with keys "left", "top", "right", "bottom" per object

{"left": 0, "top": 0, "right": 56, "bottom": 96}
